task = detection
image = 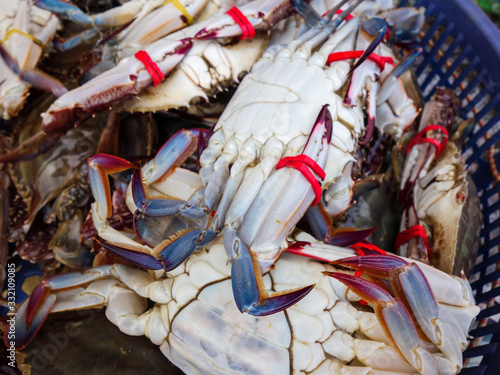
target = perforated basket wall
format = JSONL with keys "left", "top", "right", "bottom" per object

{"left": 397, "top": 0, "right": 500, "bottom": 374}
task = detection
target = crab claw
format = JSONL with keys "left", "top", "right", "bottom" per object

{"left": 306, "top": 203, "right": 375, "bottom": 247}
{"left": 5, "top": 289, "right": 56, "bottom": 350}
{"left": 0, "top": 45, "right": 68, "bottom": 97}
{"left": 41, "top": 38, "right": 193, "bottom": 135}
{"left": 385, "top": 45, "right": 422, "bottom": 81}
{"left": 291, "top": 0, "right": 351, "bottom": 28}
{"left": 332, "top": 254, "right": 465, "bottom": 369}
{"left": 194, "top": 0, "right": 294, "bottom": 40}
{"left": 325, "top": 271, "right": 440, "bottom": 374}
{"left": 399, "top": 88, "right": 458, "bottom": 205}
{"left": 224, "top": 227, "right": 314, "bottom": 316}
{"left": 98, "top": 227, "right": 216, "bottom": 272}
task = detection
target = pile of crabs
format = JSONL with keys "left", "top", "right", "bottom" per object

{"left": 0, "top": 0, "right": 484, "bottom": 374}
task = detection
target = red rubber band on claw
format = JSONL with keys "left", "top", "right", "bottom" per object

{"left": 394, "top": 224, "right": 430, "bottom": 256}
{"left": 326, "top": 51, "right": 394, "bottom": 71}
{"left": 350, "top": 242, "right": 387, "bottom": 256}
{"left": 321, "top": 9, "right": 355, "bottom": 20}
{"left": 226, "top": 7, "right": 256, "bottom": 40}
{"left": 335, "top": 9, "right": 354, "bottom": 21}
{"left": 276, "top": 155, "right": 325, "bottom": 206}
{"left": 405, "top": 125, "right": 449, "bottom": 157}
{"left": 135, "top": 50, "right": 165, "bottom": 86}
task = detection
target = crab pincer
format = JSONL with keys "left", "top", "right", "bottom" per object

{"left": 89, "top": 128, "right": 216, "bottom": 272}
{"left": 327, "top": 254, "right": 466, "bottom": 374}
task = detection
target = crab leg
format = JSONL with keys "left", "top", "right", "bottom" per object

{"left": 7, "top": 266, "right": 113, "bottom": 350}
{"left": 325, "top": 272, "right": 441, "bottom": 375}
{"left": 332, "top": 255, "right": 465, "bottom": 370}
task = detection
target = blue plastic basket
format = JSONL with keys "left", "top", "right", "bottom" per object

{"left": 397, "top": 0, "right": 500, "bottom": 374}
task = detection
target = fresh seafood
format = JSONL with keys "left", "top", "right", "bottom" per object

{"left": 87, "top": 4, "right": 400, "bottom": 317}
{"left": 7, "top": 238, "right": 479, "bottom": 374}
{"left": 0, "top": 1, "right": 486, "bottom": 374}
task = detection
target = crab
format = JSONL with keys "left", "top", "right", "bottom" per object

{"left": 36, "top": 0, "right": 227, "bottom": 67}
{"left": 0, "top": 0, "right": 63, "bottom": 119}
{"left": 393, "top": 90, "right": 482, "bottom": 276}
{"left": 81, "top": 5, "right": 412, "bottom": 317}
{"left": 392, "top": 88, "right": 482, "bottom": 277}
{"left": 6, "top": 235, "right": 479, "bottom": 374}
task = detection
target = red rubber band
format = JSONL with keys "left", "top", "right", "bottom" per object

{"left": 276, "top": 155, "right": 325, "bottom": 206}
{"left": 335, "top": 8, "right": 354, "bottom": 21}
{"left": 350, "top": 242, "right": 387, "bottom": 256}
{"left": 326, "top": 50, "right": 394, "bottom": 71}
{"left": 394, "top": 224, "right": 430, "bottom": 256}
{"left": 135, "top": 50, "right": 165, "bottom": 86}
{"left": 322, "top": 8, "right": 356, "bottom": 20}
{"left": 278, "top": 154, "right": 326, "bottom": 180}
{"left": 405, "top": 125, "right": 449, "bottom": 157}
{"left": 226, "top": 7, "right": 255, "bottom": 40}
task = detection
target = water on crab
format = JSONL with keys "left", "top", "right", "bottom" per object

{"left": 21, "top": 310, "right": 183, "bottom": 375}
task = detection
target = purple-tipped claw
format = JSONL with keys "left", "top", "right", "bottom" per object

{"left": 157, "top": 229, "right": 216, "bottom": 271}
{"left": 331, "top": 254, "right": 408, "bottom": 276}
{"left": 325, "top": 272, "right": 395, "bottom": 305}
{"left": 88, "top": 154, "right": 137, "bottom": 220}
{"left": 97, "top": 239, "right": 163, "bottom": 270}
{"left": 227, "top": 228, "right": 314, "bottom": 316}
{"left": 306, "top": 204, "right": 376, "bottom": 247}
{"left": 248, "top": 284, "right": 315, "bottom": 316}
{"left": 326, "top": 271, "right": 424, "bottom": 370}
